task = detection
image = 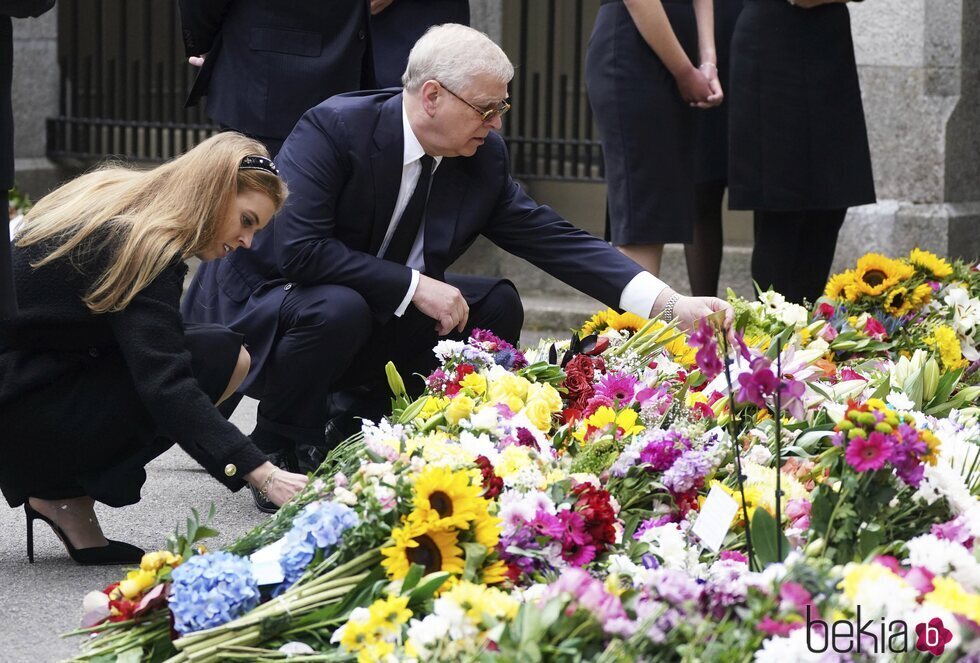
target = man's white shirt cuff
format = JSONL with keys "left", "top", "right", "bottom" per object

{"left": 394, "top": 269, "right": 420, "bottom": 317}
{"left": 619, "top": 271, "right": 668, "bottom": 318}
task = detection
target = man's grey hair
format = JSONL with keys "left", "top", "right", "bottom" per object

{"left": 402, "top": 24, "right": 514, "bottom": 94}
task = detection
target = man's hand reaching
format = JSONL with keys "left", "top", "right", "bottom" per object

{"left": 412, "top": 274, "right": 469, "bottom": 336}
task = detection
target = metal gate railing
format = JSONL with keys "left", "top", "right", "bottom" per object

{"left": 47, "top": 0, "right": 605, "bottom": 182}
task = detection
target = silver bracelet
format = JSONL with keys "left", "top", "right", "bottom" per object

{"left": 662, "top": 293, "right": 681, "bottom": 324}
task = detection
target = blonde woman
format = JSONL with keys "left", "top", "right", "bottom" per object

{"left": 0, "top": 133, "right": 307, "bottom": 565}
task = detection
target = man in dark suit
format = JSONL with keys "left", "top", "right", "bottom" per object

{"left": 1, "top": 0, "right": 55, "bottom": 319}
{"left": 183, "top": 24, "right": 730, "bottom": 509}
{"left": 370, "top": 0, "right": 469, "bottom": 88}
{"left": 179, "top": 0, "right": 374, "bottom": 157}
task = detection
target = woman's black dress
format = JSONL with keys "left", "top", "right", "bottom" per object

{"left": 0, "top": 238, "right": 267, "bottom": 508}
{"left": 587, "top": 0, "right": 699, "bottom": 245}
{"left": 727, "top": 0, "right": 875, "bottom": 211}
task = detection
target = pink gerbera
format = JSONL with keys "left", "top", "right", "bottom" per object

{"left": 845, "top": 431, "right": 894, "bottom": 472}
{"left": 594, "top": 372, "right": 639, "bottom": 404}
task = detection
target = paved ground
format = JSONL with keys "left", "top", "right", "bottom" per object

{"left": 0, "top": 399, "right": 262, "bottom": 663}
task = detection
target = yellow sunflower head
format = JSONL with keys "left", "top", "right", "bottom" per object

{"left": 825, "top": 270, "right": 856, "bottom": 302}
{"left": 908, "top": 248, "right": 953, "bottom": 279}
{"left": 380, "top": 519, "right": 465, "bottom": 580}
{"left": 909, "top": 283, "right": 934, "bottom": 310}
{"left": 581, "top": 309, "right": 614, "bottom": 335}
{"left": 412, "top": 465, "right": 485, "bottom": 529}
{"left": 853, "top": 254, "right": 911, "bottom": 297}
{"left": 883, "top": 287, "right": 914, "bottom": 317}
{"left": 609, "top": 311, "right": 648, "bottom": 334}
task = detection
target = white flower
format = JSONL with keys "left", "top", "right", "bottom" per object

{"left": 886, "top": 391, "right": 916, "bottom": 412}
{"left": 636, "top": 522, "right": 699, "bottom": 570}
{"left": 432, "top": 339, "right": 466, "bottom": 360}
{"left": 906, "top": 533, "right": 980, "bottom": 591}
{"left": 944, "top": 287, "right": 980, "bottom": 336}
{"left": 914, "top": 462, "right": 976, "bottom": 515}
{"left": 458, "top": 430, "right": 499, "bottom": 464}
{"left": 332, "top": 486, "right": 358, "bottom": 506}
{"left": 755, "top": 629, "right": 844, "bottom": 663}
{"left": 405, "top": 614, "right": 450, "bottom": 656}
{"left": 466, "top": 405, "right": 503, "bottom": 433}
{"left": 278, "top": 642, "right": 316, "bottom": 656}
{"left": 746, "top": 443, "right": 773, "bottom": 465}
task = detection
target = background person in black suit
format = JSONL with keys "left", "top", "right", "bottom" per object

{"left": 728, "top": 0, "right": 875, "bottom": 304}
{"left": 179, "top": 0, "right": 375, "bottom": 157}
{"left": 370, "top": 0, "right": 470, "bottom": 88}
{"left": 1, "top": 0, "right": 55, "bottom": 319}
{"left": 0, "top": 133, "right": 307, "bottom": 564}
{"left": 182, "top": 24, "right": 733, "bottom": 511}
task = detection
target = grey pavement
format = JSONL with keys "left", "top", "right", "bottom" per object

{"left": 0, "top": 399, "right": 262, "bottom": 663}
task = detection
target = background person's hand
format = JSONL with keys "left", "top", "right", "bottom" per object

{"left": 246, "top": 462, "right": 308, "bottom": 507}
{"left": 412, "top": 274, "right": 469, "bottom": 336}
{"left": 694, "top": 63, "right": 724, "bottom": 108}
{"left": 188, "top": 54, "right": 206, "bottom": 67}
{"left": 674, "top": 65, "right": 713, "bottom": 105}
{"left": 371, "top": 0, "right": 395, "bottom": 15}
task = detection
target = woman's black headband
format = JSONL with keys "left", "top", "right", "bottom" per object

{"left": 239, "top": 154, "right": 279, "bottom": 176}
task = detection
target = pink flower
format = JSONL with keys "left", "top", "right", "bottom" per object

{"left": 785, "top": 499, "right": 811, "bottom": 530}
{"left": 689, "top": 318, "right": 723, "bottom": 379}
{"left": 737, "top": 357, "right": 780, "bottom": 409}
{"left": 845, "top": 431, "right": 894, "bottom": 472}
{"left": 758, "top": 616, "right": 799, "bottom": 636}
{"left": 863, "top": 316, "right": 887, "bottom": 340}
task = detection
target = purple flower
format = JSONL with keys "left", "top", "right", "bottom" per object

{"left": 736, "top": 356, "right": 780, "bottom": 409}
{"left": 638, "top": 431, "right": 691, "bottom": 471}
{"left": 635, "top": 514, "right": 677, "bottom": 540}
{"left": 470, "top": 328, "right": 527, "bottom": 369}
{"left": 688, "top": 318, "right": 723, "bottom": 379}
{"left": 594, "top": 372, "right": 640, "bottom": 405}
{"left": 540, "top": 568, "right": 632, "bottom": 634}
{"left": 932, "top": 515, "right": 973, "bottom": 547}
{"left": 662, "top": 447, "right": 717, "bottom": 495}
{"left": 778, "top": 377, "right": 806, "bottom": 421}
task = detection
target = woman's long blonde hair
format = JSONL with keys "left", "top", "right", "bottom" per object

{"left": 15, "top": 132, "right": 287, "bottom": 313}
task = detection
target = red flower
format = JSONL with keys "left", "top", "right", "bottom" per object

{"left": 474, "top": 455, "right": 503, "bottom": 499}
{"left": 817, "top": 302, "right": 836, "bottom": 319}
{"left": 863, "top": 316, "right": 887, "bottom": 340}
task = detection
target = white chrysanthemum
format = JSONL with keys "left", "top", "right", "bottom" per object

{"left": 466, "top": 405, "right": 504, "bottom": 433}
{"left": 914, "top": 462, "right": 976, "bottom": 515}
{"left": 906, "top": 534, "right": 980, "bottom": 591}
{"left": 458, "top": 429, "right": 500, "bottom": 464}
{"left": 754, "top": 628, "right": 842, "bottom": 663}
{"left": 886, "top": 391, "right": 916, "bottom": 412}
{"left": 432, "top": 339, "right": 466, "bottom": 360}
{"left": 636, "top": 522, "right": 698, "bottom": 571}
{"left": 847, "top": 567, "right": 920, "bottom": 622}
{"left": 405, "top": 614, "right": 450, "bottom": 657}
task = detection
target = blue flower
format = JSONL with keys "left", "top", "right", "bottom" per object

{"left": 278, "top": 501, "right": 359, "bottom": 589}
{"left": 169, "top": 551, "right": 260, "bottom": 635}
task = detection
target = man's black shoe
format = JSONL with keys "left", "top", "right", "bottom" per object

{"left": 249, "top": 449, "right": 297, "bottom": 514}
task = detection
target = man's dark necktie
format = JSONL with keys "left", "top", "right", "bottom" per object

{"left": 384, "top": 154, "right": 434, "bottom": 265}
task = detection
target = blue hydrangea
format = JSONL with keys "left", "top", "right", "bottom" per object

{"left": 169, "top": 551, "right": 260, "bottom": 635}
{"left": 279, "top": 500, "right": 359, "bottom": 589}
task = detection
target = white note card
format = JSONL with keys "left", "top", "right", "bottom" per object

{"left": 691, "top": 484, "right": 739, "bottom": 553}
{"left": 249, "top": 537, "right": 286, "bottom": 586}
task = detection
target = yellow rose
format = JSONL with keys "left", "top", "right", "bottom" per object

{"left": 458, "top": 372, "right": 487, "bottom": 397}
{"left": 418, "top": 396, "right": 450, "bottom": 421}
{"left": 488, "top": 373, "right": 529, "bottom": 405}
{"left": 140, "top": 550, "right": 181, "bottom": 572}
{"left": 119, "top": 568, "right": 156, "bottom": 600}
{"left": 526, "top": 382, "right": 562, "bottom": 412}
{"left": 444, "top": 395, "right": 475, "bottom": 425}
{"left": 523, "top": 397, "right": 554, "bottom": 433}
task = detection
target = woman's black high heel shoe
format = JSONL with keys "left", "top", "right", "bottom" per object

{"left": 25, "top": 504, "right": 144, "bottom": 566}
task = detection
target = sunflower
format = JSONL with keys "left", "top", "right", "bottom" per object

{"left": 609, "top": 311, "right": 648, "bottom": 334}
{"left": 480, "top": 559, "right": 509, "bottom": 585}
{"left": 883, "top": 287, "right": 914, "bottom": 317}
{"left": 411, "top": 465, "right": 485, "bottom": 529}
{"left": 908, "top": 283, "right": 933, "bottom": 311}
{"left": 471, "top": 502, "right": 502, "bottom": 549}
{"left": 380, "top": 519, "right": 465, "bottom": 580}
{"left": 824, "top": 270, "right": 856, "bottom": 302}
{"left": 581, "top": 309, "right": 614, "bottom": 335}
{"left": 852, "top": 254, "right": 913, "bottom": 298}
{"left": 908, "top": 248, "right": 953, "bottom": 279}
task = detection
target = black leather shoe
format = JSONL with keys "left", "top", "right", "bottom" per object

{"left": 249, "top": 450, "right": 297, "bottom": 514}
{"left": 25, "top": 504, "right": 144, "bottom": 566}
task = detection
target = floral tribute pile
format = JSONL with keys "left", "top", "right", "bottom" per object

{"left": 68, "top": 249, "right": 980, "bottom": 662}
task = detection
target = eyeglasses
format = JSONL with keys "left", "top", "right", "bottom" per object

{"left": 439, "top": 82, "right": 511, "bottom": 123}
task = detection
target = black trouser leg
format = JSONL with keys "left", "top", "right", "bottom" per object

{"left": 686, "top": 180, "right": 726, "bottom": 297}
{"left": 247, "top": 284, "right": 373, "bottom": 454}
{"left": 752, "top": 208, "right": 846, "bottom": 305}
{"left": 1, "top": 190, "right": 17, "bottom": 318}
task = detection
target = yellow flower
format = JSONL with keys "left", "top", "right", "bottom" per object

{"left": 852, "top": 254, "right": 913, "bottom": 297}
{"left": 609, "top": 311, "right": 648, "bottom": 334}
{"left": 924, "top": 576, "right": 980, "bottom": 624}
{"left": 825, "top": 270, "right": 856, "bottom": 302}
{"left": 920, "top": 429, "right": 941, "bottom": 465}
{"left": 471, "top": 502, "right": 501, "bottom": 549}
{"left": 884, "top": 287, "right": 914, "bottom": 317}
{"left": 380, "top": 519, "right": 465, "bottom": 580}
{"left": 442, "top": 581, "right": 520, "bottom": 623}
{"left": 366, "top": 595, "right": 412, "bottom": 634}
{"left": 411, "top": 465, "right": 485, "bottom": 529}
{"left": 459, "top": 372, "right": 487, "bottom": 397}
{"left": 839, "top": 563, "right": 908, "bottom": 603}
{"left": 908, "top": 248, "right": 953, "bottom": 279}
{"left": 908, "top": 283, "right": 933, "bottom": 310}
{"left": 924, "top": 325, "right": 968, "bottom": 370}
{"left": 139, "top": 550, "right": 181, "bottom": 573}
{"left": 527, "top": 382, "right": 562, "bottom": 412}
{"left": 357, "top": 640, "right": 394, "bottom": 663}
{"left": 523, "top": 397, "right": 555, "bottom": 433}
{"left": 581, "top": 309, "right": 614, "bottom": 335}
{"left": 338, "top": 617, "right": 374, "bottom": 652}
{"left": 119, "top": 569, "right": 157, "bottom": 600}
{"left": 582, "top": 406, "right": 643, "bottom": 438}
{"left": 481, "top": 559, "right": 509, "bottom": 585}
{"left": 496, "top": 445, "right": 533, "bottom": 480}
{"left": 444, "top": 394, "right": 475, "bottom": 425}
{"left": 417, "top": 396, "right": 450, "bottom": 421}
{"left": 487, "top": 373, "right": 529, "bottom": 410}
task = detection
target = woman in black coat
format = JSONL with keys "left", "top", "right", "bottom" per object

{"left": 728, "top": 0, "right": 875, "bottom": 304}
{"left": 0, "top": 133, "right": 307, "bottom": 564}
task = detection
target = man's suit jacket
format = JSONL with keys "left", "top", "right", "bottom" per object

{"left": 182, "top": 90, "right": 644, "bottom": 381}
{"left": 179, "top": 0, "right": 374, "bottom": 142}
{"left": 371, "top": 0, "right": 469, "bottom": 87}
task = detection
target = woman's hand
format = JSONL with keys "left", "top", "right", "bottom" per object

{"left": 653, "top": 288, "right": 734, "bottom": 334}
{"left": 694, "top": 62, "right": 724, "bottom": 108}
{"left": 674, "top": 65, "right": 713, "bottom": 105}
{"left": 246, "top": 462, "right": 308, "bottom": 507}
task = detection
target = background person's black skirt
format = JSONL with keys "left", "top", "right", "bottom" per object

{"left": 0, "top": 323, "right": 242, "bottom": 508}
{"left": 727, "top": 0, "right": 876, "bottom": 211}
{"left": 586, "top": 0, "right": 698, "bottom": 245}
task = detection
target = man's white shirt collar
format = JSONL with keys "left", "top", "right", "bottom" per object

{"left": 402, "top": 100, "right": 442, "bottom": 170}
